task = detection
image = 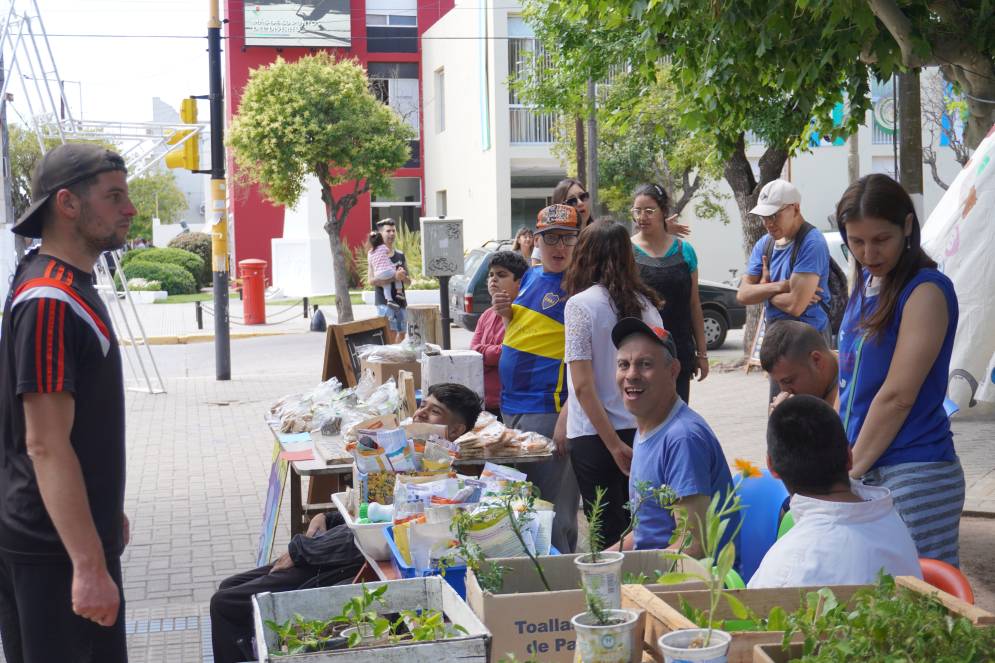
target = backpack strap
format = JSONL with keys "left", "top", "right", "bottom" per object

{"left": 789, "top": 221, "right": 816, "bottom": 272}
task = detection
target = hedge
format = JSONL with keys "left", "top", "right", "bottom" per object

{"left": 167, "top": 232, "right": 212, "bottom": 285}
{"left": 122, "top": 247, "right": 206, "bottom": 287}
{"left": 121, "top": 261, "right": 196, "bottom": 295}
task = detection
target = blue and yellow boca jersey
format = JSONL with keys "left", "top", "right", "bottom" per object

{"left": 499, "top": 267, "right": 569, "bottom": 415}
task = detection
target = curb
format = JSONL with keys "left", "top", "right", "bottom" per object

{"left": 121, "top": 329, "right": 306, "bottom": 346}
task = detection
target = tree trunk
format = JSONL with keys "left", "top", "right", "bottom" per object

{"left": 575, "top": 115, "right": 586, "bottom": 183}
{"left": 723, "top": 136, "right": 789, "bottom": 357}
{"left": 897, "top": 70, "right": 924, "bottom": 215}
{"left": 324, "top": 217, "right": 356, "bottom": 324}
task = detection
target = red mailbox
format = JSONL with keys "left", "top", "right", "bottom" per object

{"left": 238, "top": 259, "right": 267, "bottom": 325}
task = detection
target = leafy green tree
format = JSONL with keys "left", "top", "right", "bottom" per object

{"left": 519, "top": 0, "right": 876, "bottom": 351}
{"left": 126, "top": 170, "right": 188, "bottom": 241}
{"left": 227, "top": 53, "right": 414, "bottom": 322}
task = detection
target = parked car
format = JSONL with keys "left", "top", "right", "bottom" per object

{"left": 450, "top": 241, "right": 745, "bottom": 350}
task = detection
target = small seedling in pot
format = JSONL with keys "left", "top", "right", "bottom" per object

{"left": 618, "top": 480, "right": 677, "bottom": 553}
{"left": 331, "top": 583, "right": 391, "bottom": 647}
{"left": 583, "top": 585, "right": 624, "bottom": 627}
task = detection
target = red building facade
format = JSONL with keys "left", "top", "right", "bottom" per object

{"left": 223, "top": 0, "right": 454, "bottom": 275}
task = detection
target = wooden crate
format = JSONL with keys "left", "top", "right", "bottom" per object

{"left": 252, "top": 577, "right": 490, "bottom": 662}
{"left": 623, "top": 576, "right": 995, "bottom": 663}
{"left": 752, "top": 643, "right": 803, "bottom": 663}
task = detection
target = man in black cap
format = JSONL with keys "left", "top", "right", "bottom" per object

{"left": 0, "top": 142, "right": 135, "bottom": 662}
{"left": 610, "top": 318, "right": 737, "bottom": 556}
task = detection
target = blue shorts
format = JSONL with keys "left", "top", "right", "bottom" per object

{"left": 376, "top": 304, "right": 407, "bottom": 332}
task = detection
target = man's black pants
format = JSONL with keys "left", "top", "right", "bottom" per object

{"left": 210, "top": 562, "right": 362, "bottom": 663}
{"left": 0, "top": 553, "right": 127, "bottom": 663}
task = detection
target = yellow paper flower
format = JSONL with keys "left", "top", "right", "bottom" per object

{"left": 734, "top": 458, "right": 762, "bottom": 479}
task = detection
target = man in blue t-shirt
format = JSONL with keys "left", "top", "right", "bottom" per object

{"left": 737, "top": 180, "right": 831, "bottom": 336}
{"left": 610, "top": 318, "right": 738, "bottom": 555}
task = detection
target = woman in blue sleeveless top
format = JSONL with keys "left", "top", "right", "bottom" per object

{"left": 836, "top": 174, "right": 964, "bottom": 566}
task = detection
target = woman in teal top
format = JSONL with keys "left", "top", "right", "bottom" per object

{"left": 836, "top": 174, "right": 963, "bottom": 565}
{"left": 630, "top": 184, "right": 709, "bottom": 402}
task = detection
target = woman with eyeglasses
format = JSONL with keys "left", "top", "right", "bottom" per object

{"left": 512, "top": 227, "right": 536, "bottom": 265}
{"left": 630, "top": 184, "right": 709, "bottom": 402}
{"left": 562, "top": 219, "right": 663, "bottom": 545}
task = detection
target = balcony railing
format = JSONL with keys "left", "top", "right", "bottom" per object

{"left": 873, "top": 124, "right": 896, "bottom": 145}
{"left": 510, "top": 106, "right": 554, "bottom": 144}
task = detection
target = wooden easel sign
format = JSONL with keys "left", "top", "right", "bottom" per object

{"left": 322, "top": 317, "right": 389, "bottom": 386}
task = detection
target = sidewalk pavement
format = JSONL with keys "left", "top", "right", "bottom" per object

{"left": 2, "top": 317, "right": 990, "bottom": 662}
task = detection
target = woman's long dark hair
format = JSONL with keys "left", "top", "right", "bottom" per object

{"left": 512, "top": 226, "right": 532, "bottom": 252}
{"left": 563, "top": 218, "right": 661, "bottom": 318}
{"left": 835, "top": 174, "right": 936, "bottom": 340}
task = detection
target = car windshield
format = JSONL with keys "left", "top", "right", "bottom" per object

{"left": 463, "top": 250, "right": 486, "bottom": 278}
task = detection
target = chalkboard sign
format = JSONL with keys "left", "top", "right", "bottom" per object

{"left": 322, "top": 317, "right": 389, "bottom": 386}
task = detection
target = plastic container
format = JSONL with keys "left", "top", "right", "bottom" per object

{"left": 384, "top": 525, "right": 561, "bottom": 601}
{"left": 571, "top": 608, "right": 640, "bottom": 663}
{"left": 367, "top": 502, "right": 394, "bottom": 523}
{"left": 384, "top": 525, "right": 468, "bottom": 598}
{"left": 331, "top": 492, "right": 391, "bottom": 560}
{"left": 657, "top": 629, "right": 731, "bottom": 663}
{"left": 575, "top": 551, "right": 625, "bottom": 609}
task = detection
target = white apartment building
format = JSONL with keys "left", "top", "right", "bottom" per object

{"left": 421, "top": 13, "right": 966, "bottom": 282}
{"left": 421, "top": 1, "right": 564, "bottom": 249}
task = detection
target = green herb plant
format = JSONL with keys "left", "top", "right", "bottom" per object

{"left": 396, "top": 607, "right": 468, "bottom": 642}
{"left": 331, "top": 583, "right": 391, "bottom": 647}
{"left": 618, "top": 480, "right": 677, "bottom": 553}
{"left": 584, "top": 485, "right": 608, "bottom": 563}
{"left": 783, "top": 574, "right": 995, "bottom": 661}
{"left": 583, "top": 585, "right": 623, "bottom": 626}
{"left": 657, "top": 487, "right": 744, "bottom": 648}
{"left": 443, "top": 481, "right": 551, "bottom": 592}
{"left": 265, "top": 613, "right": 343, "bottom": 655}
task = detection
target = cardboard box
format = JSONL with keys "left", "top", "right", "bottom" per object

{"left": 360, "top": 357, "right": 421, "bottom": 387}
{"left": 465, "top": 550, "right": 703, "bottom": 663}
{"left": 421, "top": 350, "right": 484, "bottom": 398}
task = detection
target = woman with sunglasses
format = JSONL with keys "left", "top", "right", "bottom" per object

{"left": 630, "top": 184, "right": 709, "bottom": 403}
{"left": 562, "top": 219, "right": 662, "bottom": 544}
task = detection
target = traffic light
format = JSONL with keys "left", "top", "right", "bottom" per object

{"left": 165, "top": 97, "right": 200, "bottom": 171}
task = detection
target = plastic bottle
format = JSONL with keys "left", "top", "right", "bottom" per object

{"left": 356, "top": 502, "right": 371, "bottom": 524}
{"left": 367, "top": 502, "right": 394, "bottom": 523}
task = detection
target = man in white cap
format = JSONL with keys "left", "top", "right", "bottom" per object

{"left": 737, "top": 179, "right": 831, "bottom": 396}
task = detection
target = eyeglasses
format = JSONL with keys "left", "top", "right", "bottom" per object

{"left": 761, "top": 206, "right": 789, "bottom": 223}
{"left": 631, "top": 207, "right": 661, "bottom": 218}
{"left": 564, "top": 191, "right": 590, "bottom": 207}
{"left": 539, "top": 233, "right": 579, "bottom": 246}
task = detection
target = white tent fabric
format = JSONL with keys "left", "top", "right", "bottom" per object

{"left": 922, "top": 123, "right": 995, "bottom": 410}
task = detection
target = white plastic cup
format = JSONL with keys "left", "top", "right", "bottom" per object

{"left": 574, "top": 551, "right": 625, "bottom": 609}
{"left": 657, "top": 629, "right": 731, "bottom": 663}
{"left": 571, "top": 608, "right": 639, "bottom": 663}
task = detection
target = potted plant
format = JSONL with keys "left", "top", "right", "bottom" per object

{"left": 571, "top": 584, "right": 642, "bottom": 663}
{"left": 574, "top": 486, "right": 626, "bottom": 609}
{"left": 576, "top": 482, "right": 678, "bottom": 610}
{"left": 654, "top": 487, "right": 743, "bottom": 663}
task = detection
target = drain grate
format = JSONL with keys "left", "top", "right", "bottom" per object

{"left": 126, "top": 615, "right": 202, "bottom": 635}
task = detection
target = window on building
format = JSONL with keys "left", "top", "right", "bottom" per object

{"left": 435, "top": 68, "right": 446, "bottom": 133}
{"left": 372, "top": 177, "right": 422, "bottom": 232}
{"left": 367, "top": 0, "right": 417, "bottom": 52}
{"left": 368, "top": 63, "right": 420, "bottom": 167}
{"left": 507, "top": 17, "right": 554, "bottom": 144}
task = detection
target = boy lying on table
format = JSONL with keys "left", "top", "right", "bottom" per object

{"left": 748, "top": 395, "right": 922, "bottom": 588}
{"left": 209, "top": 383, "right": 481, "bottom": 663}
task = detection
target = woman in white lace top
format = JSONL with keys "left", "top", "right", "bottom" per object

{"left": 561, "top": 219, "right": 663, "bottom": 545}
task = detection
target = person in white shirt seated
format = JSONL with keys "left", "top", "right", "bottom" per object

{"left": 749, "top": 395, "right": 922, "bottom": 588}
